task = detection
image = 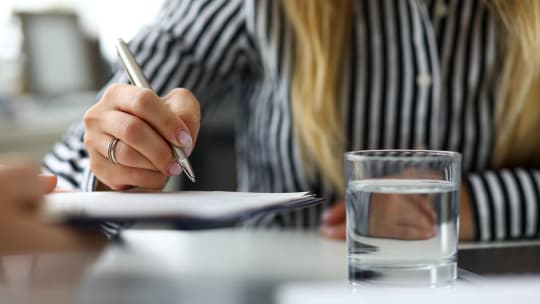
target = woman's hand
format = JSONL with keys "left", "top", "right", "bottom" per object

{"left": 84, "top": 85, "right": 201, "bottom": 191}
{"left": 320, "top": 180, "right": 475, "bottom": 241}
{"left": 320, "top": 194, "right": 436, "bottom": 240}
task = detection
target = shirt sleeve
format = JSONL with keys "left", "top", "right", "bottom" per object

{"left": 42, "top": 0, "right": 259, "bottom": 191}
{"left": 465, "top": 168, "right": 540, "bottom": 241}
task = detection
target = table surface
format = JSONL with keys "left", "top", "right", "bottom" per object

{"left": 1, "top": 229, "right": 540, "bottom": 304}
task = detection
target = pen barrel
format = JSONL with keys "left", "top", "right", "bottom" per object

{"left": 115, "top": 39, "right": 151, "bottom": 89}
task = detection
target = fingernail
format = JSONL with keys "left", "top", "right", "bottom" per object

{"left": 168, "top": 162, "right": 182, "bottom": 176}
{"left": 176, "top": 130, "right": 192, "bottom": 148}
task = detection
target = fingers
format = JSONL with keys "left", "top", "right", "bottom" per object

{"left": 376, "top": 224, "right": 434, "bottom": 240}
{"left": 395, "top": 198, "right": 435, "bottom": 233}
{"left": 321, "top": 201, "right": 345, "bottom": 225}
{"left": 408, "top": 194, "right": 437, "bottom": 222}
{"left": 0, "top": 163, "right": 42, "bottom": 210}
{"left": 39, "top": 175, "right": 58, "bottom": 194}
{"left": 103, "top": 84, "right": 197, "bottom": 151}
{"left": 320, "top": 222, "right": 346, "bottom": 240}
{"left": 89, "top": 132, "right": 155, "bottom": 171}
{"left": 84, "top": 84, "right": 201, "bottom": 191}
{"left": 90, "top": 111, "right": 182, "bottom": 176}
{"left": 368, "top": 193, "right": 436, "bottom": 240}
{"left": 90, "top": 154, "right": 168, "bottom": 190}
{"left": 162, "top": 88, "right": 201, "bottom": 155}
{"left": 320, "top": 201, "right": 347, "bottom": 240}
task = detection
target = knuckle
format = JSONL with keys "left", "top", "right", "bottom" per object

{"left": 171, "top": 88, "right": 195, "bottom": 100}
{"left": 102, "top": 83, "right": 122, "bottom": 101}
{"left": 120, "top": 117, "right": 143, "bottom": 143}
{"left": 83, "top": 133, "right": 91, "bottom": 147}
{"left": 132, "top": 89, "right": 156, "bottom": 113}
{"left": 83, "top": 107, "right": 98, "bottom": 128}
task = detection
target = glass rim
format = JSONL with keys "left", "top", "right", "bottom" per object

{"left": 344, "top": 149, "right": 462, "bottom": 161}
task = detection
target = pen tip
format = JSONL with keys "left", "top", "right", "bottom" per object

{"left": 184, "top": 169, "right": 196, "bottom": 183}
{"left": 180, "top": 159, "right": 196, "bottom": 183}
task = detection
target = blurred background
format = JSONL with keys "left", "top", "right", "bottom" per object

{"left": 0, "top": 0, "right": 236, "bottom": 191}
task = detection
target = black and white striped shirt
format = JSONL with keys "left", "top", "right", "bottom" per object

{"left": 43, "top": 0, "right": 540, "bottom": 241}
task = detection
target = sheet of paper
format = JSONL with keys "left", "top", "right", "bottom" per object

{"left": 44, "top": 191, "right": 312, "bottom": 219}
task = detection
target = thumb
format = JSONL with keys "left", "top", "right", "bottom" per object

{"left": 39, "top": 174, "right": 57, "bottom": 194}
{"left": 162, "top": 88, "right": 201, "bottom": 155}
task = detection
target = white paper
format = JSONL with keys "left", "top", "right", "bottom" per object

{"left": 43, "top": 191, "right": 311, "bottom": 219}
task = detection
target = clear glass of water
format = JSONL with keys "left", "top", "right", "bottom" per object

{"left": 345, "top": 150, "right": 461, "bottom": 287}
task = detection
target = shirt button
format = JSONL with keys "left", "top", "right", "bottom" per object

{"left": 416, "top": 73, "right": 432, "bottom": 88}
{"left": 435, "top": 2, "right": 449, "bottom": 18}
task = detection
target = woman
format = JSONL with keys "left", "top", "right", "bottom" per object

{"left": 44, "top": 0, "right": 540, "bottom": 242}
{"left": 0, "top": 162, "right": 106, "bottom": 254}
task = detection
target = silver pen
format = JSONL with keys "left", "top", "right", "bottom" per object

{"left": 115, "top": 38, "right": 196, "bottom": 182}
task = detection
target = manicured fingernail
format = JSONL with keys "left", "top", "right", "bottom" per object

{"left": 176, "top": 130, "right": 192, "bottom": 148}
{"left": 168, "top": 162, "right": 182, "bottom": 176}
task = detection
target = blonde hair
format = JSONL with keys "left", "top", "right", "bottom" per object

{"left": 492, "top": 0, "right": 540, "bottom": 168}
{"left": 282, "top": 0, "right": 353, "bottom": 193}
{"left": 283, "top": 0, "right": 540, "bottom": 193}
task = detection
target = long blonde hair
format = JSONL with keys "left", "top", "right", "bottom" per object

{"left": 283, "top": 0, "right": 540, "bottom": 193}
{"left": 492, "top": 0, "right": 540, "bottom": 168}
{"left": 282, "top": 0, "right": 353, "bottom": 193}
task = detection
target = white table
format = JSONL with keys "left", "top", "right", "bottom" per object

{"left": 2, "top": 229, "right": 540, "bottom": 304}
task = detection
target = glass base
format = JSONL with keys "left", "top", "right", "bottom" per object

{"left": 349, "top": 261, "right": 457, "bottom": 287}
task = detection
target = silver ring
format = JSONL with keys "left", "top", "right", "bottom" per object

{"left": 107, "top": 137, "right": 120, "bottom": 165}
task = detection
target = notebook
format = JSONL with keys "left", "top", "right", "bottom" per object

{"left": 43, "top": 191, "right": 323, "bottom": 229}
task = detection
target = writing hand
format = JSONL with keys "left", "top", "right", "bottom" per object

{"left": 84, "top": 85, "right": 200, "bottom": 190}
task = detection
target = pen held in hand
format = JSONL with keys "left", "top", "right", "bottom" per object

{"left": 115, "top": 38, "right": 196, "bottom": 182}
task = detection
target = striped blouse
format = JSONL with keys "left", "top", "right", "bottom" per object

{"left": 43, "top": 0, "right": 540, "bottom": 241}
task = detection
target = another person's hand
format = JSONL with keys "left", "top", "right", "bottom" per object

{"left": 84, "top": 85, "right": 201, "bottom": 190}
{"left": 0, "top": 162, "right": 106, "bottom": 254}
{"left": 320, "top": 194, "right": 436, "bottom": 240}
{"left": 0, "top": 163, "right": 56, "bottom": 214}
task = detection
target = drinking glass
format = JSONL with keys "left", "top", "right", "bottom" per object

{"left": 345, "top": 150, "right": 461, "bottom": 286}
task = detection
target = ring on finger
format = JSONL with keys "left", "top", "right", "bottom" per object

{"left": 107, "top": 137, "right": 121, "bottom": 165}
